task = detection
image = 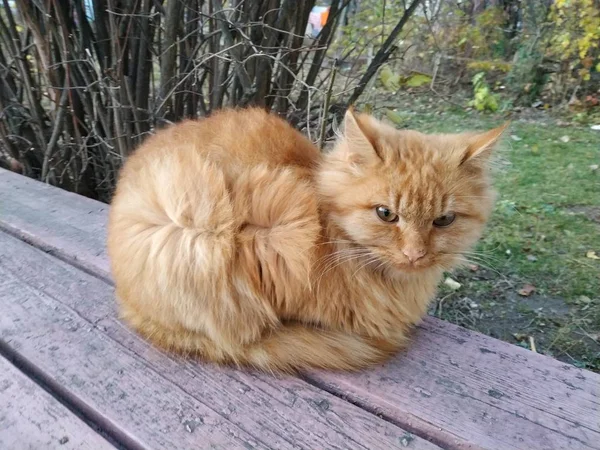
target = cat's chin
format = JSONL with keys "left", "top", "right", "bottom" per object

{"left": 385, "top": 259, "right": 439, "bottom": 276}
{"left": 393, "top": 264, "right": 433, "bottom": 274}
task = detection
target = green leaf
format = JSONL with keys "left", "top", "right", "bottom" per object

{"left": 404, "top": 74, "right": 431, "bottom": 88}
{"left": 385, "top": 109, "right": 405, "bottom": 125}
{"left": 472, "top": 72, "right": 486, "bottom": 86}
{"left": 379, "top": 66, "right": 401, "bottom": 91}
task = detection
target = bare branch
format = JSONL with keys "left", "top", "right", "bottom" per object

{"left": 346, "top": 0, "right": 423, "bottom": 106}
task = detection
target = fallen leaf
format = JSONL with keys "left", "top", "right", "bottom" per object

{"left": 586, "top": 250, "right": 600, "bottom": 260}
{"left": 379, "top": 66, "right": 401, "bottom": 91}
{"left": 560, "top": 135, "right": 570, "bottom": 143}
{"left": 531, "top": 144, "right": 539, "bottom": 154}
{"left": 510, "top": 134, "right": 522, "bottom": 141}
{"left": 385, "top": 109, "right": 405, "bottom": 125}
{"left": 518, "top": 284, "right": 536, "bottom": 297}
{"left": 590, "top": 164, "right": 599, "bottom": 172}
{"left": 526, "top": 254, "right": 538, "bottom": 262}
{"left": 404, "top": 73, "right": 432, "bottom": 88}
{"left": 444, "top": 277, "right": 462, "bottom": 290}
{"left": 591, "top": 125, "right": 600, "bottom": 131}
{"left": 513, "top": 333, "right": 527, "bottom": 341}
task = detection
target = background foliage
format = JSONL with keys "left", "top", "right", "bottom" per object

{"left": 0, "top": 0, "right": 419, "bottom": 200}
{"left": 1, "top": 0, "right": 599, "bottom": 200}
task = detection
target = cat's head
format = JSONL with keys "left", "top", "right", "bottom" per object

{"left": 317, "top": 108, "right": 508, "bottom": 274}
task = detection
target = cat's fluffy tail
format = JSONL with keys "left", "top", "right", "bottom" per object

{"left": 122, "top": 308, "right": 398, "bottom": 372}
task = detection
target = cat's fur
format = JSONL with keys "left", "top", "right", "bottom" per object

{"left": 107, "top": 107, "right": 507, "bottom": 373}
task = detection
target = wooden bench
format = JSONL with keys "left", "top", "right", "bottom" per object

{"left": 0, "top": 167, "right": 598, "bottom": 450}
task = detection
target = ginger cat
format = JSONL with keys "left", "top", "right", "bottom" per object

{"left": 107, "top": 107, "right": 507, "bottom": 373}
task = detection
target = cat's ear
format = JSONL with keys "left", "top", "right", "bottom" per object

{"left": 342, "top": 107, "right": 381, "bottom": 163}
{"left": 459, "top": 122, "right": 509, "bottom": 166}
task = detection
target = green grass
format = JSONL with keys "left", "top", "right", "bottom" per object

{"left": 377, "top": 102, "right": 600, "bottom": 371}
{"left": 487, "top": 123, "right": 599, "bottom": 299}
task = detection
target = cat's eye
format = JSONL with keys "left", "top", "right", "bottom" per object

{"left": 433, "top": 212, "right": 456, "bottom": 227}
{"left": 376, "top": 206, "right": 399, "bottom": 223}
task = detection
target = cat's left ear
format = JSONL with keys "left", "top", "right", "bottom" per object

{"left": 459, "top": 122, "right": 510, "bottom": 166}
{"left": 342, "top": 107, "right": 382, "bottom": 163}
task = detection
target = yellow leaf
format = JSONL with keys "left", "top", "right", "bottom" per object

{"left": 405, "top": 74, "right": 432, "bottom": 88}
{"left": 16, "top": 25, "right": 23, "bottom": 32}
{"left": 379, "top": 66, "right": 401, "bottom": 91}
{"left": 586, "top": 250, "right": 600, "bottom": 260}
{"left": 596, "top": 63, "right": 600, "bottom": 72}
{"left": 444, "top": 277, "right": 462, "bottom": 290}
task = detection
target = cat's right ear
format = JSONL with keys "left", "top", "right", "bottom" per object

{"left": 342, "top": 108, "right": 381, "bottom": 164}
{"left": 459, "top": 122, "right": 509, "bottom": 166}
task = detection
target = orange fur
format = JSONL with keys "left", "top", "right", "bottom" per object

{"left": 107, "top": 107, "right": 507, "bottom": 373}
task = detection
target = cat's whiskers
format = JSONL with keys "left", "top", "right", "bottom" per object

{"left": 461, "top": 255, "right": 508, "bottom": 279}
{"left": 440, "top": 246, "right": 502, "bottom": 263}
{"left": 327, "top": 250, "right": 376, "bottom": 274}
{"left": 314, "top": 246, "right": 370, "bottom": 271}
{"left": 374, "top": 259, "right": 390, "bottom": 274}
{"left": 316, "top": 252, "right": 372, "bottom": 282}
{"left": 453, "top": 249, "right": 504, "bottom": 265}
{"left": 443, "top": 253, "right": 507, "bottom": 279}
{"left": 452, "top": 195, "right": 494, "bottom": 200}
{"left": 352, "top": 254, "right": 382, "bottom": 277}
{"left": 314, "top": 247, "right": 373, "bottom": 292}
{"left": 296, "top": 238, "right": 356, "bottom": 259}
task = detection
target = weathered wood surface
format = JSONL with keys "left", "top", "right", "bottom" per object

{"left": 0, "top": 355, "right": 114, "bottom": 450}
{"left": 0, "top": 169, "right": 110, "bottom": 280}
{"left": 1, "top": 168, "right": 599, "bottom": 449}
{"left": 0, "top": 230, "right": 439, "bottom": 450}
{"left": 309, "top": 321, "right": 600, "bottom": 449}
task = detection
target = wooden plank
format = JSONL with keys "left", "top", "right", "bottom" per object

{"left": 308, "top": 321, "right": 600, "bottom": 450}
{"left": 1, "top": 168, "right": 599, "bottom": 449}
{"left": 0, "top": 169, "right": 110, "bottom": 280}
{"left": 0, "top": 355, "right": 114, "bottom": 450}
{"left": 0, "top": 229, "right": 440, "bottom": 450}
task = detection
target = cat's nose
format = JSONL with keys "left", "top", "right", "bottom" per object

{"left": 402, "top": 247, "right": 427, "bottom": 263}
